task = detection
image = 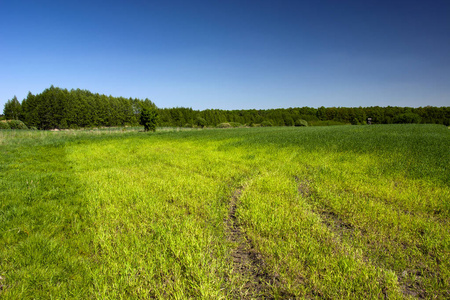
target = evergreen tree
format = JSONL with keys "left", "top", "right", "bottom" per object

{"left": 140, "top": 107, "right": 158, "bottom": 132}
{"left": 3, "top": 96, "right": 21, "bottom": 120}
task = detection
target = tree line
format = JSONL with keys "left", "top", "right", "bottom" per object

{"left": 2, "top": 86, "right": 156, "bottom": 129}
{"left": 2, "top": 86, "right": 449, "bottom": 129}
{"left": 160, "top": 106, "right": 450, "bottom": 126}
{"left": 157, "top": 105, "right": 449, "bottom": 127}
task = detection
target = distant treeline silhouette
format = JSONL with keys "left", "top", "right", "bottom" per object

{"left": 2, "top": 86, "right": 449, "bottom": 129}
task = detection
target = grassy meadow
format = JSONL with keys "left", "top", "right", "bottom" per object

{"left": 0, "top": 125, "right": 449, "bottom": 299}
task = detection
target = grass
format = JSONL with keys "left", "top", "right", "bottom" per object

{"left": 0, "top": 124, "right": 449, "bottom": 299}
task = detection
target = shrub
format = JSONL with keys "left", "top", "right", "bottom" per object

{"left": 0, "top": 121, "right": 10, "bottom": 129}
{"left": 7, "top": 120, "right": 28, "bottom": 129}
{"left": 217, "top": 123, "right": 232, "bottom": 128}
{"left": 261, "top": 121, "right": 273, "bottom": 127}
{"left": 285, "top": 117, "right": 295, "bottom": 126}
{"left": 195, "top": 117, "right": 207, "bottom": 128}
{"left": 183, "top": 123, "right": 193, "bottom": 128}
{"left": 351, "top": 118, "right": 361, "bottom": 125}
{"left": 229, "top": 122, "right": 242, "bottom": 128}
{"left": 295, "top": 119, "right": 308, "bottom": 127}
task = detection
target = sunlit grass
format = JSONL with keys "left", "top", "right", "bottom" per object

{"left": 1, "top": 125, "right": 448, "bottom": 299}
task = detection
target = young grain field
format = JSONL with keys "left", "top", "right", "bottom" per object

{"left": 0, "top": 125, "right": 449, "bottom": 299}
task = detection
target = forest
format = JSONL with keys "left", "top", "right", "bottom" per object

{"left": 2, "top": 86, "right": 449, "bottom": 129}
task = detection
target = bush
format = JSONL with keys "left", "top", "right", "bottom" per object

{"left": 217, "top": 122, "right": 243, "bottom": 128}
{"left": 295, "top": 119, "right": 308, "bottom": 127}
{"left": 285, "top": 117, "right": 295, "bottom": 126}
{"left": 261, "top": 121, "right": 273, "bottom": 127}
{"left": 7, "top": 120, "right": 28, "bottom": 129}
{"left": 229, "top": 122, "right": 242, "bottom": 128}
{"left": 183, "top": 123, "right": 193, "bottom": 128}
{"left": 0, "top": 121, "right": 10, "bottom": 129}
{"left": 195, "top": 117, "right": 207, "bottom": 128}
{"left": 217, "top": 123, "right": 232, "bottom": 128}
{"left": 351, "top": 118, "right": 361, "bottom": 125}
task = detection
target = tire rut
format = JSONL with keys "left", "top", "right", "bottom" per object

{"left": 224, "top": 188, "right": 275, "bottom": 299}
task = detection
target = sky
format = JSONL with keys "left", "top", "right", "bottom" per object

{"left": 1, "top": 0, "right": 449, "bottom": 110}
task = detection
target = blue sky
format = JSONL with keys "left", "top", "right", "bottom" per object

{"left": 1, "top": 0, "right": 449, "bottom": 110}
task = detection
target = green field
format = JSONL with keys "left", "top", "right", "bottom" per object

{"left": 1, "top": 125, "right": 449, "bottom": 299}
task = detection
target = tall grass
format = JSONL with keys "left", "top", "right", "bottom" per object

{"left": 1, "top": 125, "right": 448, "bottom": 299}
